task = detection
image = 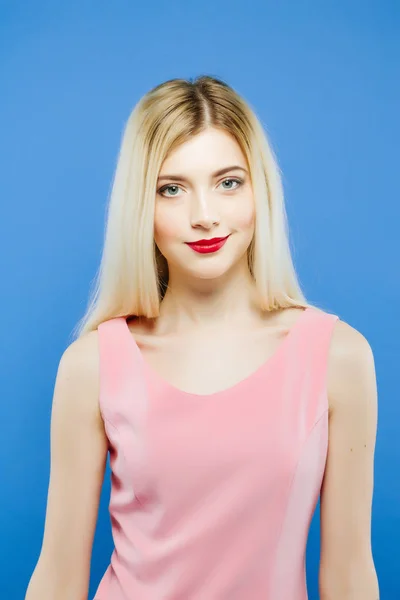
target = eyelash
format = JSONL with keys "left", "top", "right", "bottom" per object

{"left": 157, "top": 177, "right": 244, "bottom": 197}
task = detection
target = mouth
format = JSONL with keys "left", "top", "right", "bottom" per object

{"left": 185, "top": 234, "right": 231, "bottom": 254}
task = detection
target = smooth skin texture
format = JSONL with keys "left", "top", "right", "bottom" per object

{"left": 25, "top": 330, "right": 107, "bottom": 599}
{"left": 320, "top": 319, "right": 379, "bottom": 598}
{"left": 25, "top": 128, "right": 379, "bottom": 599}
{"left": 153, "top": 127, "right": 259, "bottom": 336}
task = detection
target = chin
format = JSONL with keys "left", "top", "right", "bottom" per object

{"left": 183, "top": 260, "right": 239, "bottom": 281}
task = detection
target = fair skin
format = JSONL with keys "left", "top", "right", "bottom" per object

{"left": 25, "top": 127, "right": 379, "bottom": 599}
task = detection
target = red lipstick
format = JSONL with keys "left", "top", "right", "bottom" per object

{"left": 185, "top": 235, "right": 230, "bottom": 254}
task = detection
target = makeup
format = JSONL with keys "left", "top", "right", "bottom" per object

{"left": 185, "top": 235, "right": 230, "bottom": 254}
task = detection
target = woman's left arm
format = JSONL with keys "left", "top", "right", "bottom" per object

{"left": 319, "top": 319, "right": 379, "bottom": 599}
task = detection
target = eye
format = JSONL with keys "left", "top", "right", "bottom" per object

{"left": 157, "top": 184, "right": 182, "bottom": 198}
{"left": 219, "top": 177, "right": 243, "bottom": 191}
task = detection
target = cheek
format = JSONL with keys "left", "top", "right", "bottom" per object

{"left": 154, "top": 205, "right": 182, "bottom": 244}
{"left": 229, "top": 200, "right": 255, "bottom": 230}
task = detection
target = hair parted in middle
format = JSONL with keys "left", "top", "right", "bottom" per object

{"left": 72, "top": 74, "right": 314, "bottom": 340}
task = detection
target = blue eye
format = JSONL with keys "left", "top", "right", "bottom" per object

{"left": 220, "top": 177, "right": 242, "bottom": 190}
{"left": 158, "top": 184, "right": 181, "bottom": 197}
{"left": 157, "top": 177, "right": 243, "bottom": 197}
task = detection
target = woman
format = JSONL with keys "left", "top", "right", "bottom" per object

{"left": 25, "top": 75, "right": 379, "bottom": 599}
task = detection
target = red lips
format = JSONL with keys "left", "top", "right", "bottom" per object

{"left": 186, "top": 235, "right": 229, "bottom": 246}
{"left": 185, "top": 235, "right": 231, "bottom": 254}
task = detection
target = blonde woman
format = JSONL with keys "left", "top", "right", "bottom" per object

{"left": 25, "top": 75, "right": 379, "bottom": 599}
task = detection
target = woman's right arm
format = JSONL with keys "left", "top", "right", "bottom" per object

{"left": 25, "top": 330, "right": 109, "bottom": 600}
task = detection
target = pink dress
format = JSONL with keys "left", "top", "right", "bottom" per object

{"left": 93, "top": 306, "right": 339, "bottom": 599}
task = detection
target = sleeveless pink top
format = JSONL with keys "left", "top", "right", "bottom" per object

{"left": 93, "top": 306, "right": 339, "bottom": 599}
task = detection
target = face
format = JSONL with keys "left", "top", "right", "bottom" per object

{"left": 154, "top": 127, "right": 255, "bottom": 282}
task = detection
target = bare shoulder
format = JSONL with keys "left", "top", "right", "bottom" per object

{"left": 327, "top": 316, "right": 376, "bottom": 413}
{"left": 61, "top": 328, "right": 100, "bottom": 369}
{"left": 319, "top": 315, "right": 378, "bottom": 589}
{"left": 56, "top": 328, "right": 102, "bottom": 426}
{"left": 34, "top": 329, "right": 107, "bottom": 586}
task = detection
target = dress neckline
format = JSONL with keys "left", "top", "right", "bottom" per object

{"left": 120, "top": 307, "right": 312, "bottom": 399}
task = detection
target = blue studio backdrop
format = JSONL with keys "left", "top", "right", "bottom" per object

{"left": 1, "top": 2, "right": 398, "bottom": 598}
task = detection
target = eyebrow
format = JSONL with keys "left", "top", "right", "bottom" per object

{"left": 157, "top": 165, "right": 248, "bottom": 183}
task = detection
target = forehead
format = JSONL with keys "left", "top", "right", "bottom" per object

{"left": 159, "top": 129, "right": 246, "bottom": 177}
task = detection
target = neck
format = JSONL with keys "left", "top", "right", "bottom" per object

{"left": 157, "top": 262, "right": 264, "bottom": 335}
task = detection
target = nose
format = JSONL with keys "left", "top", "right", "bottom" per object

{"left": 189, "top": 191, "right": 220, "bottom": 229}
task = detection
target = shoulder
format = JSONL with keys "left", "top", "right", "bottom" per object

{"left": 56, "top": 329, "right": 102, "bottom": 424}
{"left": 327, "top": 315, "right": 376, "bottom": 414}
{"left": 319, "top": 314, "right": 378, "bottom": 581}
{"left": 61, "top": 328, "right": 100, "bottom": 376}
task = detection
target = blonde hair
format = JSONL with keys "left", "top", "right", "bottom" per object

{"left": 71, "top": 75, "right": 325, "bottom": 340}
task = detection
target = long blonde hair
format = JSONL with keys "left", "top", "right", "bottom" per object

{"left": 71, "top": 75, "right": 324, "bottom": 340}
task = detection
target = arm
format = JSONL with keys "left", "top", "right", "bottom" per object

{"left": 319, "top": 320, "right": 379, "bottom": 599}
{"left": 25, "top": 330, "right": 108, "bottom": 600}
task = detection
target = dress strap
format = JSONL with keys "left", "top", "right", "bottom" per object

{"left": 282, "top": 307, "right": 340, "bottom": 429}
{"left": 97, "top": 317, "right": 146, "bottom": 431}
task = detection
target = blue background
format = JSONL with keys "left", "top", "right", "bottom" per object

{"left": 1, "top": 1, "right": 398, "bottom": 598}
